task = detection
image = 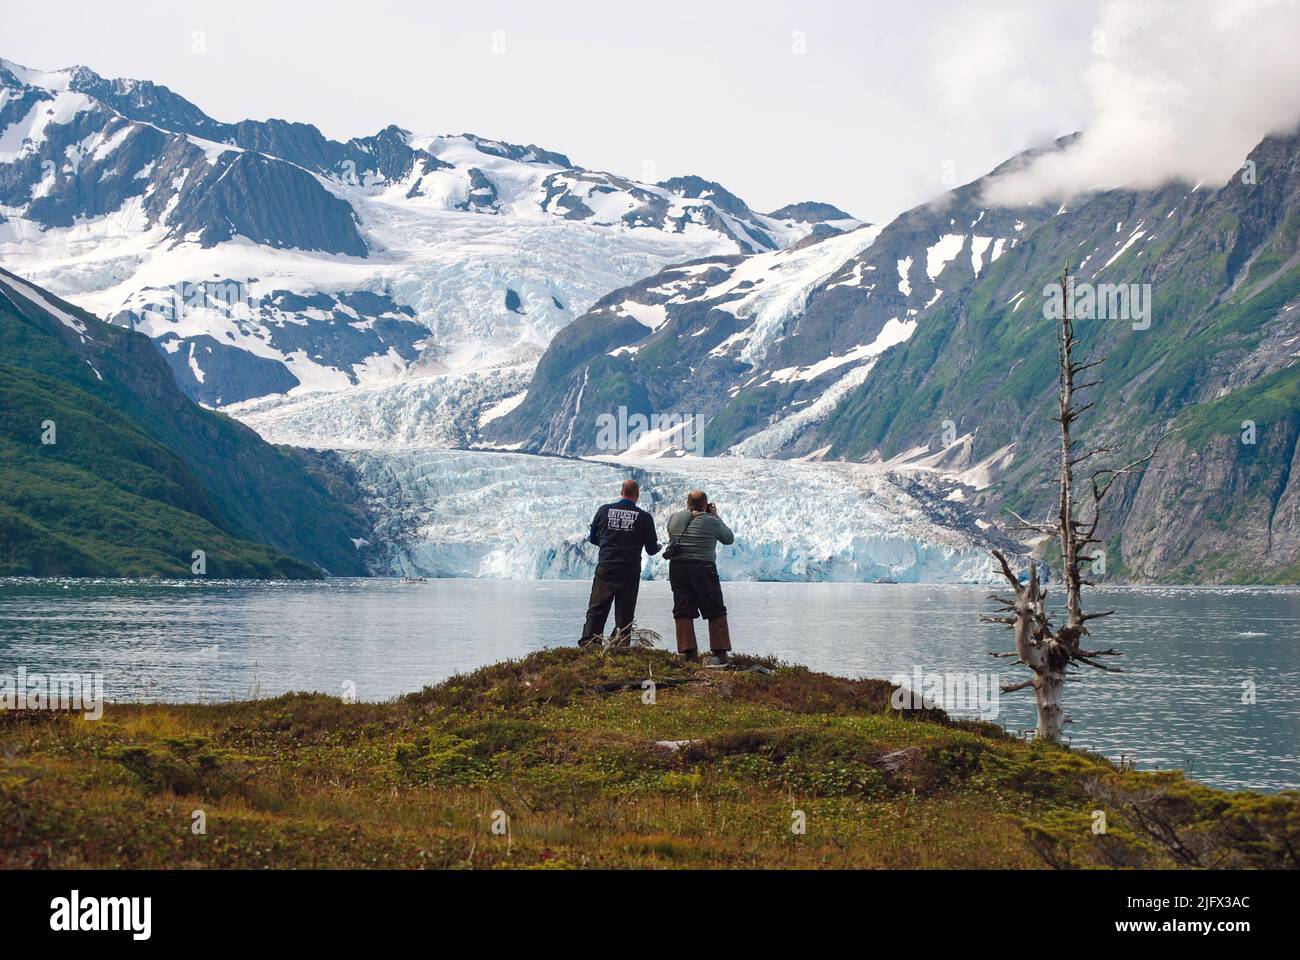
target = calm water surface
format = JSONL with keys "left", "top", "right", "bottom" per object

{"left": 1, "top": 578, "right": 1296, "bottom": 792}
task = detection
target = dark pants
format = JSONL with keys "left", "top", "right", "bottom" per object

{"left": 669, "top": 560, "right": 727, "bottom": 621}
{"left": 580, "top": 564, "right": 641, "bottom": 641}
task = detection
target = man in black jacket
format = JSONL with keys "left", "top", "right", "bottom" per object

{"left": 580, "top": 479, "right": 661, "bottom": 645}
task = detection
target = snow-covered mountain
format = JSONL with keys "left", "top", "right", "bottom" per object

{"left": 0, "top": 57, "right": 853, "bottom": 406}
{"left": 483, "top": 142, "right": 1061, "bottom": 458}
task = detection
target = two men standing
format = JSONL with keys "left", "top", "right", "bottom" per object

{"left": 580, "top": 480, "right": 735, "bottom": 663}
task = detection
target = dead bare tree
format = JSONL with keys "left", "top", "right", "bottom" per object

{"left": 983, "top": 264, "right": 1166, "bottom": 743}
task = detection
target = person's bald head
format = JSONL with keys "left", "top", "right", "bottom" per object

{"left": 687, "top": 490, "right": 708, "bottom": 512}
{"left": 620, "top": 479, "right": 640, "bottom": 500}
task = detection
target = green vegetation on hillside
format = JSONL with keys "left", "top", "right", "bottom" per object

{"left": 3, "top": 648, "right": 1294, "bottom": 869}
{"left": 1175, "top": 365, "right": 1300, "bottom": 448}
{"left": 0, "top": 270, "right": 369, "bottom": 578}
{"left": 0, "top": 363, "right": 315, "bottom": 577}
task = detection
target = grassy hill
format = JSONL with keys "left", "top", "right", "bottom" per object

{"left": 2, "top": 647, "right": 1294, "bottom": 869}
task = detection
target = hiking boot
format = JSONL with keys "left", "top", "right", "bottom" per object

{"left": 682, "top": 648, "right": 700, "bottom": 663}
{"left": 578, "top": 634, "right": 603, "bottom": 648}
{"left": 708, "top": 649, "right": 729, "bottom": 665}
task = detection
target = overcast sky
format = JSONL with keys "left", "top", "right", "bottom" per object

{"left": 6, "top": 0, "right": 1298, "bottom": 222}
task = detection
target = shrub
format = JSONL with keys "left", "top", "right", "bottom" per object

{"left": 393, "top": 734, "right": 494, "bottom": 785}
{"left": 448, "top": 719, "right": 548, "bottom": 757}
{"left": 104, "top": 736, "right": 261, "bottom": 799}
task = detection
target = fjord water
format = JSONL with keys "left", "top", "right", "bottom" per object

{"left": 1, "top": 578, "right": 1296, "bottom": 792}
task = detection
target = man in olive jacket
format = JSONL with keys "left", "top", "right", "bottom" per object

{"left": 664, "top": 489, "right": 735, "bottom": 663}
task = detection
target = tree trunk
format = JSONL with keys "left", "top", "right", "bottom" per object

{"left": 1034, "top": 668, "right": 1065, "bottom": 741}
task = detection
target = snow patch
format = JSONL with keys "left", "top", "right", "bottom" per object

{"left": 617, "top": 300, "right": 668, "bottom": 331}
{"left": 478, "top": 390, "right": 527, "bottom": 426}
{"left": 897, "top": 256, "right": 913, "bottom": 296}
{"left": 0, "top": 272, "right": 90, "bottom": 337}
{"left": 925, "top": 233, "right": 965, "bottom": 280}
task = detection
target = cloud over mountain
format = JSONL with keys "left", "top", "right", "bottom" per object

{"left": 983, "top": 0, "right": 1300, "bottom": 205}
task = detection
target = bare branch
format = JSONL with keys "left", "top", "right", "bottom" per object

{"left": 980, "top": 615, "right": 1017, "bottom": 625}
{"left": 1069, "top": 451, "right": 1110, "bottom": 470}
{"left": 1004, "top": 508, "right": 1058, "bottom": 536}
{"left": 1074, "top": 655, "right": 1124, "bottom": 673}
{"left": 1091, "top": 427, "right": 1180, "bottom": 502}
{"left": 1076, "top": 647, "right": 1122, "bottom": 658}
{"left": 989, "top": 549, "right": 1023, "bottom": 592}
{"left": 1070, "top": 356, "right": 1108, "bottom": 374}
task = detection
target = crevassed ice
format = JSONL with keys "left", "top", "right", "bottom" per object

{"left": 230, "top": 367, "right": 532, "bottom": 449}
{"left": 349, "top": 449, "right": 1001, "bottom": 583}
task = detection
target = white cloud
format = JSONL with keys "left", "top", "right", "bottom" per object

{"left": 983, "top": 0, "right": 1300, "bottom": 205}
{"left": 929, "top": 1, "right": 1086, "bottom": 121}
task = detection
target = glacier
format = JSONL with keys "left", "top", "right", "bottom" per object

{"left": 226, "top": 357, "right": 1020, "bottom": 587}
{"left": 229, "top": 367, "right": 533, "bottom": 449}
{"left": 346, "top": 449, "right": 1009, "bottom": 583}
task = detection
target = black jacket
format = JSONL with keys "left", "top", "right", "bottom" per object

{"left": 588, "top": 498, "right": 661, "bottom": 573}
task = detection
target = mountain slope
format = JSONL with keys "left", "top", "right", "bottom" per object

{"left": 0, "top": 266, "right": 369, "bottom": 577}
{"left": 817, "top": 128, "right": 1300, "bottom": 582}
